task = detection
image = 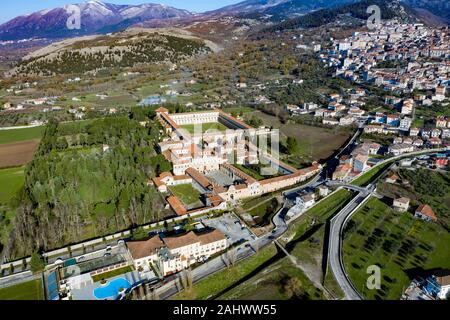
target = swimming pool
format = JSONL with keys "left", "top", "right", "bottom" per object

{"left": 93, "top": 278, "right": 131, "bottom": 300}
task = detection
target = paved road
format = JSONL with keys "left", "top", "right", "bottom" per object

{"left": 328, "top": 188, "right": 372, "bottom": 300}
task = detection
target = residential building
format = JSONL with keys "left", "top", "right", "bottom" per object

{"left": 127, "top": 229, "right": 228, "bottom": 276}
{"left": 393, "top": 197, "right": 410, "bottom": 212}
{"left": 415, "top": 204, "right": 437, "bottom": 222}
{"left": 386, "top": 174, "right": 399, "bottom": 184}
{"left": 332, "top": 164, "right": 352, "bottom": 181}
{"left": 389, "top": 143, "right": 414, "bottom": 156}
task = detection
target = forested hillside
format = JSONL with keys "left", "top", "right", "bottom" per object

{"left": 5, "top": 109, "right": 172, "bottom": 258}
{"left": 264, "top": 0, "right": 418, "bottom": 32}
{"left": 12, "top": 33, "right": 211, "bottom": 76}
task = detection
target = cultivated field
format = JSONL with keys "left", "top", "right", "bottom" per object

{"left": 0, "top": 140, "right": 40, "bottom": 168}
{"left": 0, "top": 126, "right": 44, "bottom": 144}
{"left": 343, "top": 197, "right": 450, "bottom": 300}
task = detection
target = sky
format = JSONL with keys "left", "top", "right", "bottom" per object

{"left": 0, "top": 0, "right": 243, "bottom": 24}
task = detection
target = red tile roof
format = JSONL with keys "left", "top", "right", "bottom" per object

{"left": 163, "top": 231, "right": 199, "bottom": 249}
{"left": 416, "top": 204, "right": 437, "bottom": 221}
{"left": 167, "top": 195, "right": 187, "bottom": 216}
{"left": 127, "top": 236, "right": 165, "bottom": 259}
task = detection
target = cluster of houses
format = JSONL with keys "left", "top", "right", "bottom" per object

{"left": 403, "top": 270, "right": 450, "bottom": 300}
{"left": 332, "top": 141, "right": 381, "bottom": 181}
{"left": 319, "top": 21, "right": 449, "bottom": 94}
{"left": 386, "top": 174, "right": 438, "bottom": 222}
{"left": 285, "top": 90, "right": 367, "bottom": 127}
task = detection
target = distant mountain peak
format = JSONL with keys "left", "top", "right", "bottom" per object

{"left": 0, "top": 1, "right": 193, "bottom": 41}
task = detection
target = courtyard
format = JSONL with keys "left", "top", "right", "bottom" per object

{"left": 180, "top": 122, "right": 228, "bottom": 134}
{"left": 169, "top": 183, "right": 204, "bottom": 209}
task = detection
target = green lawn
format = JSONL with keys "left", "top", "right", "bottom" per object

{"left": 351, "top": 162, "right": 392, "bottom": 187}
{"left": 233, "top": 164, "right": 265, "bottom": 180}
{"left": 169, "top": 184, "right": 203, "bottom": 207}
{"left": 180, "top": 122, "right": 228, "bottom": 134}
{"left": 92, "top": 266, "right": 134, "bottom": 282}
{"left": 343, "top": 197, "right": 450, "bottom": 300}
{"left": 0, "top": 126, "right": 44, "bottom": 144}
{"left": 0, "top": 167, "right": 25, "bottom": 204}
{"left": 0, "top": 279, "right": 44, "bottom": 300}
{"left": 172, "top": 244, "right": 278, "bottom": 300}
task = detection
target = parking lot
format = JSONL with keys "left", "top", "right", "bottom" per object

{"left": 202, "top": 213, "right": 255, "bottom": 244}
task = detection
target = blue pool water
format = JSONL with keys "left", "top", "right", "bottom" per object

{"left": 93, "top": 278, "right": 131, "bottom": 300}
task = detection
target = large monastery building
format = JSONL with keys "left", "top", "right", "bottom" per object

{"left": 152, "top": 108, "right": 321, "bottom": 216}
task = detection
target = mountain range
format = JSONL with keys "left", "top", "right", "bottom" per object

{"left": 0, "top": 0, "right": 192, "bottom": 41}
{"left": 0, "top": 0, "right": 448, "bottom": 41}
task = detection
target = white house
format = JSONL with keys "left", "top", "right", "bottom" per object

{"left": 127, "top": 230, "right": 228, "bottom": 276}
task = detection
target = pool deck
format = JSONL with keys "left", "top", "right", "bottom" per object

{"left": 71, "top": 271, "right": 141, "bottom": 300}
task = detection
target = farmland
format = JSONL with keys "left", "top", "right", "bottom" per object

{"left": 343, "top": 197, "right": 450, "bottom": 300}
{"left": 0, "top": 140, "right": 40, "bottom": 168}
{"left": 0, "top": 126, "right": 44, "bottom": 144}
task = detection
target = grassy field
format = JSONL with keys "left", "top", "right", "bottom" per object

{"left": 248, "top": 198, "right": 281, "bottom": 226}
{"left": 169, "top": 184, "right": 203, "bottom": 208}
{"left": 171, "top": 244, "right": 278, "bottom": 300}
{"left": 0, "top": 166, "right": 25, "bottom": 204}
{"left": 351, "top": 162, "right": 393, "bottom": 187}
{"left": 180, "top": 122, "right": 228, "bottom": 134}
{"left": 0, "top": 279, "right": 45, "bottom": 300}
{"left": 247, "top": 111, "right": 351, "bottom": 163}
{"left": 343, "top": 197, "right": 450, "bottom": 300}
{"left": 241, "top": 194, "right": 276, "bottom": 211}
{"left": 0, "top": 126, "right": 44, "bottom": 144}
{"left": 233, "top": 164, "right": 265, "bottom": 180}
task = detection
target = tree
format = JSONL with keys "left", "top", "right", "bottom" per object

{"left": 283, "top": 277, "right": 305, "bottom": 299}
{"left": 30, "top": 252, "right": 45, "bottom": 273}
{"left": 286, "top": 136, "right": 299, "bottom": 155}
